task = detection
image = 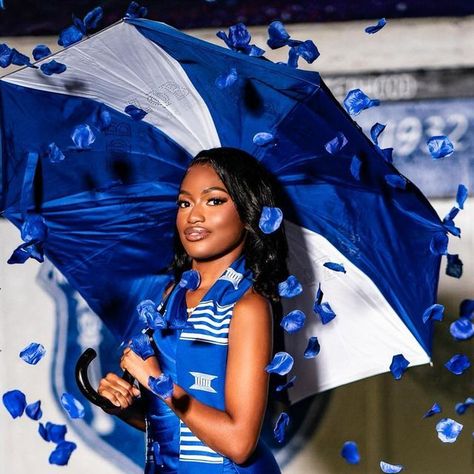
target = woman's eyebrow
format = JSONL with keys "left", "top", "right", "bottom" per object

{"left": 178, "top": 186, "right": 229, "bottom": 195}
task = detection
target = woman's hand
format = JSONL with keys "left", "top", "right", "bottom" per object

{"left": 97, "top": 372, "right": 141, "bottom": 411}
{"left": 120, "top": 346, "right": 162, "bottom": 389}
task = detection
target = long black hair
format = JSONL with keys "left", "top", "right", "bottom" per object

{"left": 171, "top": 147, "right": 289, "bottom": 302}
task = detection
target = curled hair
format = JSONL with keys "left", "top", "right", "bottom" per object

{"left": 171, "top": 147, "right": 289, "bottom": 302}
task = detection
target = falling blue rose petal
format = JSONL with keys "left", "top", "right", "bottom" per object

{"left": 19, "top": 342, "right": 46, "bottom": 365}
{"left": 25, "top": 400, "right": 42, "bottom": 420}
{"left": 436, "top": 418, "right": 463, "bottom": 443}
{"left": 380, "top": 461, "right": 403, "bottom": 473}
{"left": 385, "top": 175, "right": 406, "bottom": 190}
{"left": 314, "top": 283, "right": 323, "bottom": 306}
{"left": 380, "top": 147, "right": 393, "bottom": 164}
{"left": 32, "top": 44, "right": 51, "bottom": 61}
{"left": 273, "top": 412, "right": 290, "bottom": 443}
{"left": 2, "top": 389, "right": 26, "bottom": 418}
{"left": 427, "top": 135, "right": 454, "bottom": 159}
{"left": 314, "top": 302, "right": 336, "bottom": 325}
{"left": 11, "top": 49, "right": 35, "bottom": 67}
{"left": 149, "top": 374, "right": 174, "bottom": 399}
{"left": 429, "top": 232, "right": 448, "bottom": 256}
{"left": 71, "top": 124, "right": 96, "bottom": 149}
{"left": 343, "top": 89, "right": 380, "bottom": 116}
{"left": 0, "top": 43, "right": 13, "bottom": 67}
{"left": 280, "top": 310, "right": 306, "bottom": 334}
{"left": 21, "top": 214, "right": 47, "bottom": 242}
{"left": 49, "top": 441, "right": 77, "bottom": 466}
{"left": 460, "top": 299, "right": 474, "bottom": 319}
{"left": 137, "top": 299, "right": 166, "bottom": 329}
{"left": 47, "top": 142, "right": 65, "bottom": 163}
{"left": 259, "top": 206, "right": 283, "bottom": 234}
{"left": 39, "top": 422, "right": 67, "bottom": 443}
{"left": 350, "top": 155, "right": 362, "bottom": 180}
{"left": 129, "top": 333, "right": 154, "bottom": 360}
{"left": 390, "top": 354, "right": 409, "bottom": 380}
{"left": 60, "top": 393, "right": 85, "bottom": 419}
{"left": 216, "top": 23, "right": 265, "bottom": 57}
{"left": 278, "top": 275, "right": 303, "bottom": 298}
{"left": 179, "top": 269, "right": 201, "bottom": 290}
{"left": 323, "top": 262, "right": 346, "bottom": 273}
{"left": 253, "top": 132, "right": 274, "bottom": 146}
{"left": 304, "top": 336, "right": 320, "bottom": 359}
{"left": 422, "top": 303, "right": 444, "bottom": 324}
{"left": 125, "top": 104, "right": 147, "bottom": 121}
{"left": 276, "top": 375, "right": 296, "bottom": 392}
{"left": 325, "top": 132, "right": 348, "bottom": 155}
{"left": 365, "top": 18, "right": 387, "bottom": 34}
{"left": 125, "top": 1, "right": 148, "bottom": 19}
{"left": 267, "top": 21, "right": 291, "bottom": 49}
{"left": 215, "top": 68, "right": 238, "bottom": 89}
{"left": 341, "top": 441, "right": 360, "bottom": 465}
{"left": 455, "top": 397, "right": 474, "bottom": 415}
{"left": 445, "top": 354, "right": 470, "bottom": 375}
{"left": 83, "top": 6, "right": 103, "bottom": 30}
{"left": 287, "top": 40, "right": 319, "bottom": 68}
{"left": 423, "top": 402, "right": 441, "bottom": 418}
{"left": 456, "top": 184, "right": 468, "bottom": 210}
{"left": 446, "top": 254, "right": 463, "bottom": 279}
{"left": 58, "top": 25, "right": 84, "bottom": 47}
{"left": 370, "top": 122, "right": 386, "bottom": 146}
{"left": 265, "top": 352, "right": 294, "bottom": 376}
{"left": 40, "top": 60, "right": 67, "bottom": 76}
{"left": 450, "top": 318, "right": 474, "bottom": 341}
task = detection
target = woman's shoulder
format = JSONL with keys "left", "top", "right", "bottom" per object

{"left": 233, "top": 287, "right": 272, "bottom": 318}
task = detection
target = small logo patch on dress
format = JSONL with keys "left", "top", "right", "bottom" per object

{"left": 219, "top": 268, "right": 243, "bottom": 289}
{"left": 189, "top": 372, "right": 218, "bottom": 393}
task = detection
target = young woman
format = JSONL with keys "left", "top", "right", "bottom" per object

{"left": 98, "top": 147, "right": 289, "bottom": 473}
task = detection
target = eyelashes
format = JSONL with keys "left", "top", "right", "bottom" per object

{"left": 176, "top": 197, "right": 228, "bottom": 208}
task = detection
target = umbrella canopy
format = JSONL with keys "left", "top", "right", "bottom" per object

{"left": 0, "top": 18, "right": 443, "bottom": 402}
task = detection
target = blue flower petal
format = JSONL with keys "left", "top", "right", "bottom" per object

{"left": 315, "top": 283, "right": 323, "bottom": 306}
{"left": 58, "top": 25, "right": 84, "bottom": 47}
{"left": 72, "top": 16, "right": 86, "bottom": 35}
{"left": 314, "top": 302, "right": 336, "bottom": 325}
{"left": 215, "top": 67, "right": 238, "bottom": 89}
{"left": 21, "top": 214, "right": 47, "bottom": 242}
{"left": 385, "top": 174, "right": 407, "bottom": 190}
{"left": 273, "top": 412, "right": 290, "bottom": 443}
{"left": 460, "top": 299, "right": 474, "bottom": 319}
{"left": 47, "top": 142, "right": 65, "bottom": 163}
{"left": 423, "top": 302, "right": 441, "bottom": 327}
{"left": 427, "top": 135, "right": 454, "bottom": 159}
{"left": 350, "top": 155, "right": 362, "bottom": 180}
{"left": 40, "top": 422, "right": 67, "bottom": 443}
{"left": 280, "top": 310, "right": 306, "bottom": 334}
{"left": 19, "top": 342, "right": 46, "bottom": 365}
{"left": 370, "top": 122, "right": 386, "bottom": 146}
{"left": 148, "top": 373, "right": 174, "bottom": 399}
{"left": 436, "top": 418, "right": 463, "bottom": 443}
{"left": 40, "top": 60, "right": 67, "bottom": 76}
{"left": 323, "top": 262, "right": 346, "bottom": 273}
{"left": 2, "top": 389, "right": 27, "bottom": 418}
{"left": 444, "top": 206, "right": 460, "bottom": 222}
{"left": 217, "top": 23, "right": 264, "bottom": 56}
{"left": 125, "top": 104, "right": 147, "bottom": 121}
{"left": 49, "top": 441, "right": 77, "bottom": 466}
{"left": 304, "top": 336, "right": 320, "bottom": 359}
{"left": 83, "top": 6, "right": 103, "bottom": 30}
{"left": 25, "top": 400, "right": 42, "bottom": 420}
{"left": 365, "top": 18, "right": 387, "bottom": 34}
{"left": 259, "top": 206, "right": 283, "bottom": 234}
{"left": 130, "top": 333, "right": 154, "bottom": 360}
{"left": 380, "top": 461, "right": 403, "bottom": 473}
{"left": 265, "top": 352, "right": 294, "bottom": 375}
{"left": 71, "top": 124, "right": 96, "bottom": 149}
{"left": 32, "top": 44, "right": 51, "bottom": 61}
{"left": 0, "top": 43, "right": 13, "bottom": 67}
{"left": 179, "top": 269, "right": 201, "bottom": 290}
{"left": 267, "top": 21, "right": 291, "bottom": 49}
{"left": 455, "top": 397, "right": 474, "bottom": 415}
{"left": 446, "top": 254, "right": 463, "bottom": 279}
{"left": 390, "top": 354, "right": 410, "bottom": 380}
{"left": 450, "top": 318, "right": 474, "bottom": 341}
{"left": 380, "top": 147, "right": 393, "bottom": 164}
{"left": 11, "top": 48, "right": 35, "bottom": 67}
{"left": 137, "top": 299, "right": 166, "bottom": 330}
{"left": 341, "top": 441, "right": 360, "bottom": 464}
{"left": 343, "top": 89, "right": 380, "bottom": 116}
{"left": 278, "top": 275, "right": 303, "bottom": 298}
{"left": 445, "top": 354, "right": 471, "bottom": 375}
{"left": 456, "top": 184, "right": 468, "bottom": 210}
{"left": 125, "top": 1, "right": 148, "bottom": 19}
{"left": 60, "top": 393, "right": 85, "bottom": 419}
{"left": 253, "top": 132, "right": 274, "bottom": 146}
{"left": 288, "top": 40, "right": 319, "bottom": 67}
{"left": 325, "top": 132, "right": 348, "bottom": 155}
{"left": 429, "top": 232, "right": 448, "bottom": 255}
{"left": 423, "top": 402, "right": 442, "bottom": 418}
{"left": 276, "top": 375, "right": 296, "bottom": 392}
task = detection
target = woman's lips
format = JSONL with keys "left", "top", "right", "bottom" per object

{"left": 184, "top": 228, "right": 211, "bottom": 241}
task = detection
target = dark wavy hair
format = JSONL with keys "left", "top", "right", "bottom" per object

{"left": 170, "top": 147, "right": 289, "bottom": 302}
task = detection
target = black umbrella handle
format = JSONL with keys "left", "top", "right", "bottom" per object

{"left": 75, "top": 348, "right": 135, "bottom": 412}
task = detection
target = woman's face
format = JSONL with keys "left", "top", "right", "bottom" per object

{"left": 176, "top": 164, "right": 246, "bottom": 261}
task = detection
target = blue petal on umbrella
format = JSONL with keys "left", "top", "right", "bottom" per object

{"left": 280, "top": 310, "right": 306, "bottom": 334}
{"left": 455, "top": 397, "right": 474, "bottom": 415}
{"left": 83, "top": 6, "right": 103, "bottom": 30}
{"left": 60, "top": 393, "right": 85, "bottom": 419}
{"left": 39, "top": 422, "right": 67, "bottom": 443}
{"left": 450, "top": 318, "right": 474, "bottom": 341}
{"left": 216, "top": 23, "right": 265, "bottom": 57}
{"left": 49, "top": 441, "right": 77, "bottom": 466}
{"left": 125, "top": 1, "right": 148, "bottom": 19}
{"left": 11, "top": 48, "right": 35, "bottom": 68}
{"left": 129, "top": 333, "right": 154, "bottom": 359}
{"left": 446, "top": 253, "right": 462, "bottom": 277}
{"left": 47, "top": 142, "right": 65, "bottom": 163}
{"left": 341, "top": 441, "right": 360, "bottom": 464}
{"left": 423, "top": 402, "right": 441, "bottom": 418}
{"left": 32, "top": 44, "right": 51, "bottom": 61}
{"left": 72, "top": 15, "right": 86, "bottom": 35}
{"left": 370, "top": 122, "right": 386, "bottom": 146}
{"left": 325, "top": 132, "right": 348, "bottom": 155}
{"left": 444, "top": 354, "right": 471, "bottom": 375}
{"left": 137, "top": 299, "right": 166, "bottom": 329}
{"left": 314, "top": 302, "right": 336, "bottom": 325}
{"left": 278, "top": 275, "right": 303, "bottom": 298}
{"left": 19, "top": 342, "right": 46, "bottom": 365}
{"left": 390, "top": 354, "right": 410, "bottom": 380}
{"left": 2, "top": 389, "right": 26, "bottom": 418}
{"left": 442, "top": 220, "right": 460, "bottom": 238}
{"left": 0, "top": 43, "right": 13, "bottom": 67}
{"left": 380, "top": 461, "right": 403, "bottom": 473}
{"left": 315, "top": 283, "right": 323, "bottom": 306}
{"left": 456, "top": 184, "right": 468, "bottom": 210}
{"left": 288, "top": 40, "right": 319, "bottom": 68}
{"left": 429, "top": 232, "right": 448, "bottom": 256}
{"left": 7, "top": 241, "right": 41, "bottom": 264}
{"left": 40, "top": 60, "right": 67, "bottom": 76}
{"left": 380, "top": 147, "right": 393, "bottom": 164}
{"left": 215, "top": 67, "right": 238, "bottom": 89}
{"left": 253, "top": 132, "right": 274, "bottom": 146}
{"left": 385, "top": 175, "right": 407, "bottom": 190}
{"left": 422, "top": 303, "right": 444, "bottom": 324}
{"left": 365, "top": 18, "right": 387, "bottom": 34}
{"left": 58, "top": 24, "right": 84, "bottom": 47}
{"left": 267, "top": 21, "right": 291, "bottom": 49}
{"left": 149, "top": 374, "right": 174, "bottom": 399}
{"left": 460, "top": 299, "right": 474, "bottom": 319}
{"left": 71, "top": 124, "right": 96, "bottom": 149}
{"left": 323, "top": 262, "right": 346, "bottom": 273}
{"left": 25, "top": 400, "right": 42, "bottom": 420}
{"left": 427, "top": 135, "right": 454, "bottom": 159}
{"left": 179, "top": 269, "right": 201, "bottom": 290}
{"left": 436, "top": 418, "right": 463, "bottom": 443}
{"left": 276, "top": 375, "right": 296, "bottom": 392}
{"left": 444, "top": 206, "right": 460, "bottom": 222}
{"left": 304, "top": 336, "right": 320, "bottom": 359}
{"left": 265, "top": 352, "right": 294, "bottom": 375}
{"left": 21, "top": 214, "right": 47, "bottom": 242}
{"left": 350, "top": 155, "right": 362, "bottom": 181}
{"left": 125, "top": 104, "right": 147, "bottom": 121}
{"left": 273, "top": 412, "right": 290, "bottom": 443}
{"left": 259, "top": 206, "right": 283, "bottom": 234}
{"left": 343, "top": 89, "right": 380, "bottom": 116}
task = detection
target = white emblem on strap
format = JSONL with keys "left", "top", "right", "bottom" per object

{"left": 219, "top": 268, "right": 243, "bottom": 289}
{"left": 189, "top": 372, "right": 218, "bottom": 393}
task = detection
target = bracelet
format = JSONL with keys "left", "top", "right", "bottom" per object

{"left": 148, "top": 373, "right": 174, "bottom": 399}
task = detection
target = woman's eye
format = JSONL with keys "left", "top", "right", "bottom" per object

{"left": 208, "top": 197, "right": 227, "bottom": 206}
{"left": 176, "top": 200, "right": 190, "bottom": 208}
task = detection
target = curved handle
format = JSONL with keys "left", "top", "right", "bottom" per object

{"left": 75, "top": 348, "right": 135, "bottom": 411}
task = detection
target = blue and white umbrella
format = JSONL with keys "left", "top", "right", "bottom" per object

{"left": 0, "top": 17, "right": 443, "bottom": 403}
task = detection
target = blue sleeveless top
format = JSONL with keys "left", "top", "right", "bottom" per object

{"left": 142, "top": 255, "right": 281, "bottom": 474}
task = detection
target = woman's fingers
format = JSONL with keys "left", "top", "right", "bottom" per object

{"left": 98, "top": 373, "right": 140, "bottom": 409}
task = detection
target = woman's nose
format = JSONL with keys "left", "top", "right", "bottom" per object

{"left": 187, "top": 203, "right": 205, "bottom": 223}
